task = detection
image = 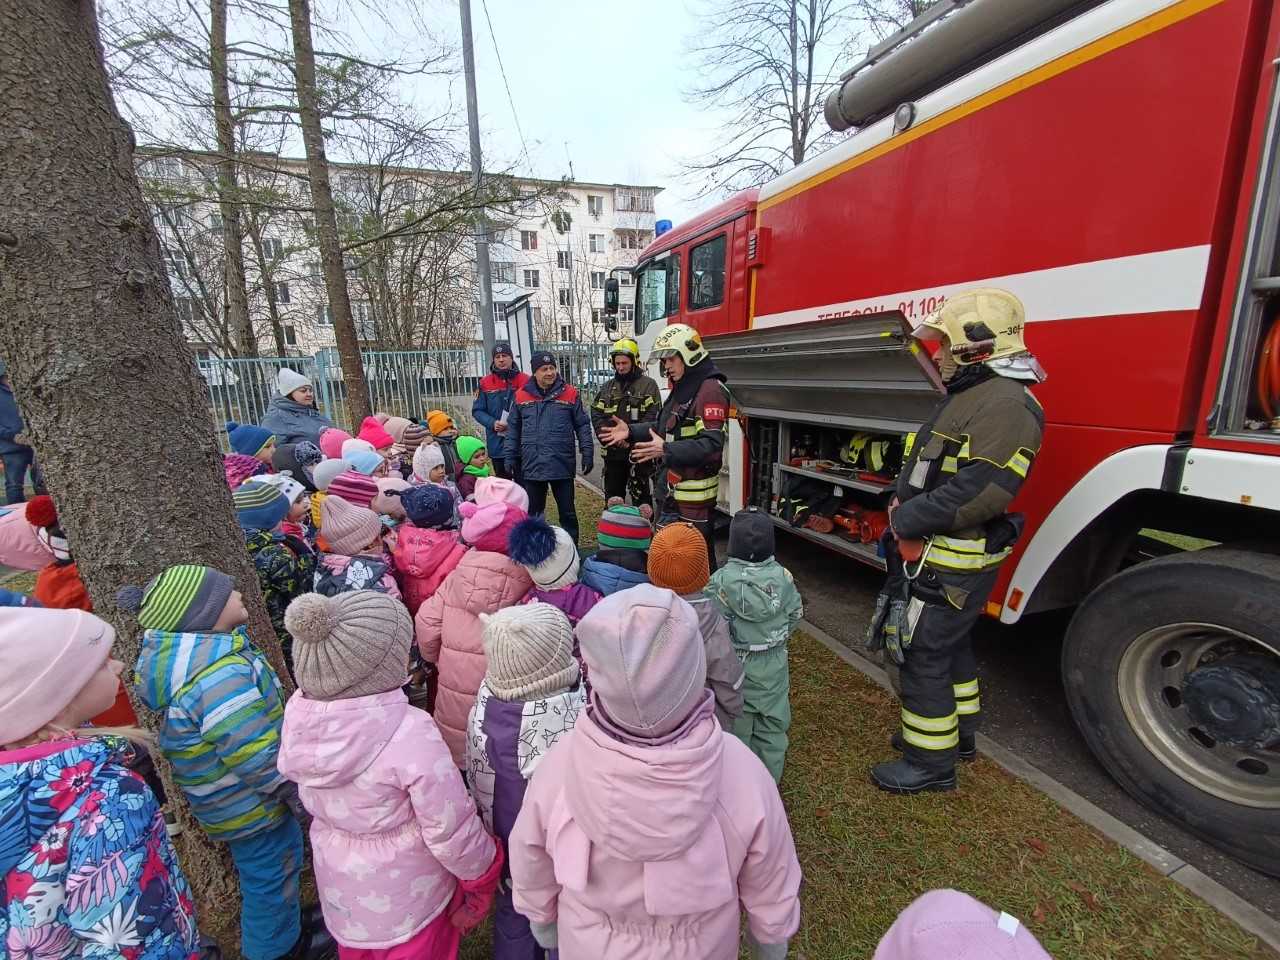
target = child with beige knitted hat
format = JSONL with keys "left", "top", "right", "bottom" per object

{"left": 314, "top": 495, "right": 401, "bottom": 599}
{"left": 465, "top": 602, "right": 585, "bottom": 960}
{"left": 278, "top": 590, "right": 502, "bottom": 960}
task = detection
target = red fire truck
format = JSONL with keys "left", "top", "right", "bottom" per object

{"left": 606, "top": 0, "right": 1280, "bottom": 874}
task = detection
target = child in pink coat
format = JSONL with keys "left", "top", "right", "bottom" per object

{"left": 392, "top": 484, "right": 467, "bottom": 616}
{"left": 414, "top": 500, "right": 532, "bottom": 768}
{"left": 278, "top": 591, "right": 502, "bottom": 960}
{"left": 508, "top": 584, "right": 802, "bottom": 960}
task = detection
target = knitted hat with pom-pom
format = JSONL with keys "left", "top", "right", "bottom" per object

{"left": 225, "top": 420, "right": 274, "bottom": 457}
{"left": 233, "top": 480, "right": 291, "bottom": 532}
{"left": 508, "top": 515, "right": 579, "bottom": 590}
{"left": 25, "top": 495, "right": 71, "bottom": 562}
{"left": 481, "top": 603, "right": 578, "bottom": 701}
{"left": 395, "top": 484, "right": 455, "bottom": 529}
{"left": 285, "top": 591, "right": 412, "bottom": 701}
{"left": 116, "top": 564, "right": 234, "bottom": 633}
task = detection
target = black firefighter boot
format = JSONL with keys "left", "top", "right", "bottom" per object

{"left": 891, "top": 730, "right": 977, "bottom": 761}
{"left": 869, "top": 756, "right": 957, "bottom": 794}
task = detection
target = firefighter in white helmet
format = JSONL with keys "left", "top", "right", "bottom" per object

{"left": 599, "top": 323, "right": 731, "bottom": 569}
{"left": 591, "top": 337, "right": 662, "bottom": 511}
{"left": 866, "top": 288, "right": 1046, "bottom": 794}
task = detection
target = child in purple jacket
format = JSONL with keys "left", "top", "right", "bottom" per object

{"left": 466, "top": 603, "right": 584, "bottom": 960}
{"left": 507, "top": 515, "right": 601, "bottom": 625}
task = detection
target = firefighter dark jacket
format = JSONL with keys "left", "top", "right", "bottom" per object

{"left": 590, "top": 371, "right": 660, "bottom": 460}
{"left": 892, "top": 368, "right": 1043, "bottom": 543}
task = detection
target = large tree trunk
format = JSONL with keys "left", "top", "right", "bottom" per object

{"left": 0, "top": 3, "right": 293, "bottom": 954}
{"left": 210, "top": 0, "right": 256, "bottom": 358}
{"left": 287, "top": 0, "right": 371, "bottom": 423}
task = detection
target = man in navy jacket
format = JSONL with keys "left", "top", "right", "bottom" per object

{"left": 505, "top": 351, "right": 594, "bottom": 545}
{"left": 0, "top": 361, "right": 43, "bottom": 504}
{"left": 471, "top": 342, "right": 529, "bottom": 479}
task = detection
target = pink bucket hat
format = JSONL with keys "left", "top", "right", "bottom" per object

{"left": 318, "top": 427, "right": 352, "bottom": 460}
{"left": 474, "top": 476, "right": 530, "bottom": 512}
{"left": 576, "top": 584, "right": 706, "bottom": 741}
{"left": 460, "top": 500, "right": 526, "bottom": 553}
{"left": 874, "top": 890, "right": 1052, "bottom": 960}
{"left": 0, "top": 608, "right": 115, "bottom": 744}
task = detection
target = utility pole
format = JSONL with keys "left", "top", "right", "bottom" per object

{"left": 460, "top": 0, "right": 496, "bottom": 357}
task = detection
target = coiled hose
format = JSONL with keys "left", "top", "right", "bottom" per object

{"left": 1256, "top": 315, "right": 1280, "bottom": 421}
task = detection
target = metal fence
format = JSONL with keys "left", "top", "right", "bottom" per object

{"left": 198, "top": 343, "right": 613, "bottom": 447}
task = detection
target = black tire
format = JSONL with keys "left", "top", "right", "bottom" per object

{"left": 1062, "top": 548, "right": 1280, "bottom": 877}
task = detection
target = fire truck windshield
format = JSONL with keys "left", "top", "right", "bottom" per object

{"left": 635, "top": 252, "right": 680, "bottom": 334}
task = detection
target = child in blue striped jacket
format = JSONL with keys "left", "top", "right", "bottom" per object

{"left": 119, "top": 564, "right": 332, "bottom": 960}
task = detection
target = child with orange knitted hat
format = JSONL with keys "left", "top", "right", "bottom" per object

{"left": 648, "top": 521, "right": 744, "bottom": 730}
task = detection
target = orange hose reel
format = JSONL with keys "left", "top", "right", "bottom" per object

{"left": 1256, "top": 315, "right": 1280, "bottom": 421}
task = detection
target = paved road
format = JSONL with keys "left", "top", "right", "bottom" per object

{"left": 755, "top": 524, "right": 1280, "bottom": 921}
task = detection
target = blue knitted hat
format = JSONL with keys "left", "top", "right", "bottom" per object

{"left": 225, "top": 420, "right": 274, "bottom": 457}
{"left": 395, "top": 484, "right": 455, "bottom": 528}
{"left": 232, "top": 480, "right": 290, "bottom": 531}
{"left": 347, "top": 449, "right": 384, "bottom": 476}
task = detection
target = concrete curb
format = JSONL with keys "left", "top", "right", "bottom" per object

{"left": 799, "top": 618, "right": 1280, "bottom": 952}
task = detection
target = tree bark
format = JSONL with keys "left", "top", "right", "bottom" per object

{"left": 210, "top": 0, "right": 256, "bottom": 358}
{"left": 0, "top": 3, "right": 293, "bottom": 953}
{"left": 287, "top": 0, "right": 371, "bottom": 422}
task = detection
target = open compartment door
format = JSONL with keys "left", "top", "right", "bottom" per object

{"left": 706, "top": 311, "right": 945, "bottom": 433}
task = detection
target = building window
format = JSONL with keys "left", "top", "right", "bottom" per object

{"left": 262, "top": 238, "right": 283, "bottom": 260}
{"left": 532, "top": 306, "right": 543, "bottom": 326}
{"left": 174, "top": 297, "right": 196, "bottom": 326}
{"left": 621, "top": 273, "right": 633, "bottom": 286}
{"left": 284, "top": 325, "right": 297, "bottom": 346}
{"left": 551, "top": 210, "right": 571, "bottom": 234}
{"left": 316, "top": 303, "right": 333, "bottom": 325}
{"left": 587, "top": 195, "right": 604, "bottom": 217}
{"left": 556, "top": 250, "right": 571, "bottom": 270}
{"left": 620, "top": 304, "right": 635, "bottom": 327}
{"left": 493, "top": 261, "right": 516, "bottom": 284}
{"left": 275, "top": 281, "right": 291, "bottom": 304}
{"left": 589, "top": 234, "right": 605, "bottom": 254}
{"left": 162, "top": 247, "right": 187, "bottom": 282}
{"left": 209, "top": 212, "right": 223, "bottom": 231}
{"left": 306, "top": 260, "right": 321, "bottom": 281}
{"left": 144, "top": 157, "right": 184, "bottom": 181}
{"left": 592, "top": 308, "right": 603, "bottom": 326}
{"left": 619, "top": 230, "right": 652, "bottom": 251}
{"left": 560, "top": 323, "right": 572, "bottom": 341}
{"left": 689, "top": 234, "right": 727, "bottom": 310}
{"left": 590, "top": 271, "right": 605, "bottom": 290}
{"left": 520, "top": 230, "right": 538, "bottom": 250}
{"left": 523, "top": 269, "right": 540, "bottom": 288}
{"left": 391, "top": 180, "right": 417, "bottom": 205}
{"left": 558, "top": 289, "right": 572, "bottom": 306}
{"left": 616, "top": 191, "right": 654, "bottom": 213}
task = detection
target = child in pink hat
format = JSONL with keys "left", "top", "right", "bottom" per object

{"left": 0, "top": 608, "right": 202, "bottom": 960}
{"left": 315, "top": 496, "right": 401, "bottom": 599}
{"left": 874, "top": 890, "right": 1053, "bottom": 960}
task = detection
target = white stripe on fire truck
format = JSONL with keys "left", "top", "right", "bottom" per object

{"left": 749, "top": 244, "right": 1212, "bottom": 330}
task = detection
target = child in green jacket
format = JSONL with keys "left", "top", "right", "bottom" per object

{"left": 706, "top": 507, "right": 803, "bottom": 782}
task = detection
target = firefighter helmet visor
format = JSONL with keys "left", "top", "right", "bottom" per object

{"left": 913, "top": 288, "right": 1028, "bottom": 366}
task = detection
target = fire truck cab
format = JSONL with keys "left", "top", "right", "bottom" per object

{"left": 608, "top": 0, "right": 1280, "bottom": 876}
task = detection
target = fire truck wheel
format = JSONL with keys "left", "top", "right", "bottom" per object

{"left": 1062, "top": 548, "right": 1280, "bottom": 878}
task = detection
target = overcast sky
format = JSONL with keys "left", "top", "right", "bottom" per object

{"left": 435, "top": 0, "right": 720, "bottom": 227}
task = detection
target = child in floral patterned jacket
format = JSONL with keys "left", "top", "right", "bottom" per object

{"left": 0, "top": 607, "right": 201, "bottom": 960}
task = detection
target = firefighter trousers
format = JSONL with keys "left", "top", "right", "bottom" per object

{"left": 603, "top": 456, "right": 654, "bottom": 507}
{"left": 898, "top": 566, "right": 994, "bottom": 773}
{"left": 732, "top": 644, "right": 790, "bottom": 783}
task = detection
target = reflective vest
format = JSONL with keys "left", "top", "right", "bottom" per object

{"left": 661, "top": 377, "right": 731, "bottom": 508}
